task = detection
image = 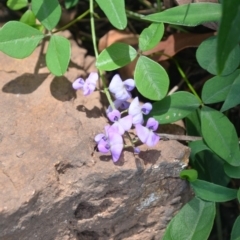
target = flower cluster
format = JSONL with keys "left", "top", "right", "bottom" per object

{"left": 72, "top": 73, "right": 160, "bottom": 162}
{"left": 72, "top": 72, "right": 99, "bottom": 96}
{"left": 96, "top": 74, "right": 160, "bottom": 162}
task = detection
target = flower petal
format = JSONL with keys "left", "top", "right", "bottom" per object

{"left": 114, "top": 99, "right": 130, "bottom": 110}
{"left": 108, "top": 131, "right": 123, "bottom": 145}
{"left": 86, "top": 72, "right": 98, "bottom": 84}
{"left": 83, "top": 82, "right": 96, "bottom": 96}
{"left": 106, "top": 100, "right": 129, "bottom": 114}
{"left": 118, "top": 115, "right": 132, "bottom": 131}
{"left": 109, "top": 74, "right": 123, "bottom": 94}
{"left": 98, "top": 139, "right": 110, "bottom": 153}
{"left": 141, "top": 102, "right": 152, "bottom": 115}
{"left": 129, "top": 97, "right": 141, "bottom": 116}
{"left": 112, "top": 122, "right": 125, "bottom": 135}
{"left": 72, "top": 78, "right": 84, "bottom": 90}
{"left": 135, "top": 124, "right": 149, "bottom": 144}
{"left": 110, "top": 143, "right": 123, "bottom": 162}
{"left": 146, "top": 132, "right": 160, "bottom": 147}
{"left": 123, "top": 79, "right": 135, "bottom": 91}
{"left": 119, "top": 100, "right": 130, "bottom": 110}
{"left": 107, "top": 124, "right": 119, "bottom": 134}
{"left": 107, "top": 109, "right": 121, "bottom": 122}
{"left": 146, "top": 117, "right": 159, "bottom": 131}
{"left": 94, "top": 133, "right": 105, "bottom": 143}
{"left": 132, "top": 113, "right": 144, "bottom": 125}
{"left": 114, "top": 89, "right": 131, "bottom": 101}
{"left": 109, "top": 74, "right": 131, "bottom": 100}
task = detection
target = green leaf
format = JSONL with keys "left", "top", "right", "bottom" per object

{"left": 221, "top": 70, "right": 240, "bottom": 112}
{"left": 191, "top": 179, "right": 237, "bottom": 202}
{"left": 201, "top": 106, "right": 240, "bottom": 166}
{"left": 192, "top": 150, "right": 230, "bottom": 186}
{"left": 196, "top": 36, "right": 240, "bottom": 76}
{"left": 180, "top": 169, "right": 198, "bottom": 182}
{"left": 237, "top": 189, "right": 240, "bottom": 204}
{"left": 185, "top": 110, "right": 202, "bottom": 137}
{"left": 134, "top": 56, "right": 169, "bottom": 101}
{"left": 231, "top": 216, "right": 240, "bottom": 240}
{"left": 0, "top": 21, "right": 44, "bottom": 58}
{"left": 20, "top": 10, "right": 36, "bottom": 26}
{"left": 32, "top": 0, "right": 61, "bottom": 30}
{"left": 217, "top": 0, "right": 240, "bottom": 74}
{"left": 95, "top": 0, "right": 127, "bottom": 30}
{"left": 7, "top": 0, "right": 28, "bottom": 10}
{"left": 139, "top": 23, "right": 164, "bottom": 51}
{"left": 189, "top": 140, "right": 209, "bottom": 159}
{"left": 65, "top": 0, "right": 78, "bottom": 9}
{"left": 143, "top": 3, "right": 221, "bottom": 26}
{"left": 96, "top": 43, "right": 137, "bottom": 71}
{"left": 46, "top": 35, "right": 71, "bottom": 76}
{"left": 189, "top": 140, "right": 229, "bottom": 186}
{"left": 149, "top": 92, "right": 200, "bottom": 124}
{"left": 163, "top": 197, "right": 215, "bottom": 240}
{"left": 224, "top": 163, "right": 240, "bottom": 178}
{"left": 201, "top": 70, "right": 240, "bottom": 104}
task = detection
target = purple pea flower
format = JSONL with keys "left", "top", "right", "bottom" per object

{"left": 106, "top": 99, "right": 130, "bottom": 114}
{"left": 97, "top": 130, "right": 123, "bottom": 162}
{"left": 107, "top": 109, "right": 132, "bottom": 135}
{"left": 109, "top": 74, "right": 135, "bottom": 101}
{"left": 72, "top": 72, "right": 99, "bottom": 96}
{"left": 95, "top": 125, "right": 111, "bottom": 143}
{"left": 135, "top": 118, "right": 160, "bottom": 147}
{"left": 128, "top": 97, "right": 152, "bottom": 125}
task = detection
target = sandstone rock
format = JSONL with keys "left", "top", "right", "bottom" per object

{"left": 0, "top": 32, "right": 192, "bottom": 240}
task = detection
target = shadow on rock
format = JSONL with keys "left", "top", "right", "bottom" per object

{"left": 77, "top": 105, "right": 103, "bottom": 118}
{"left": 138, "top": 149, "right": 161, "bottom": 165}
{"left": 2, "top": 73, "right": 49, "bottom": 94}
{"left": 50, "top": 76, "right": 76, "bottom": 101}
{"left": 99, "top": 155, "right": 112, "bottom": 162}
{"left": 99, "top": 153, "right": 125, "bottom": 166}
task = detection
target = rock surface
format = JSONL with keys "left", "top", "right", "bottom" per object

{"left": 0, "top": 32, "right": 192, "bottom": 240}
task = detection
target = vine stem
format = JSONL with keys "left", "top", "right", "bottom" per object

{"left": 52, "top": 9, "right": 90, "bottom": 34}
{"left": 156, "top": 53, "right": 203, "bottom": 105}
{"left": 89, "top": 0, "right": 115, "bottom": 110}
{"left": 174, "top": 59, "right": 203, "bottom": 104}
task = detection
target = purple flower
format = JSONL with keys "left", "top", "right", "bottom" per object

{"left": 72, "top": 72, "right": 99, "bottom": 95}
{"left": 109, "top": 74, "right": 135, "bottom": 101}
{"left": 128, "top": 97, "right": 152, "bottom": 125}
{"left": 107, "top": 110, "right": 132, "bottom": 135}
{"left": 94, "top": 125, "right": 110, "bottom": 143}
{"left": 135, "top": 118, "right": 160, "bottom": 147}
{"left": 106, "top": 99, "right": 130, "bottom": 114}
{"left": 97, "top": 130, "right": 123, "bottom": 162}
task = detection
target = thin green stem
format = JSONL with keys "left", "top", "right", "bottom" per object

{"left": 215, "top": 203, "right": 223, "bottom": 240}
{"left": 160, "top": 53, "right": 203, "bottom": 104}
{"left": 89, "top": 0, "right": 115, "bottom": 110}
{"left": 125, "top": 131, "right": 135, "bottom": 148}
{"left": 175, "top": 60, "right": 203, "bottom": 104}
{"left": 52, "top": 9, "right": 90, "bottom": 33}
{"left": 169, "top": 24, "right": 189, "bottom": 33}
{"left": 156, "top": 0, "right": 162, "bottom": 12}
{"left": 126, "top": 10, "right": 146, "bottom": 21}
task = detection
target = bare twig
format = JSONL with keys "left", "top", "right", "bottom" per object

{"left": 158, "top": 133, "right": 202, "bottom": 141}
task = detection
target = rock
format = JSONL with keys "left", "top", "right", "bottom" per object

{"left": 0, "top": 32, "right": 192, "bottom": 240}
